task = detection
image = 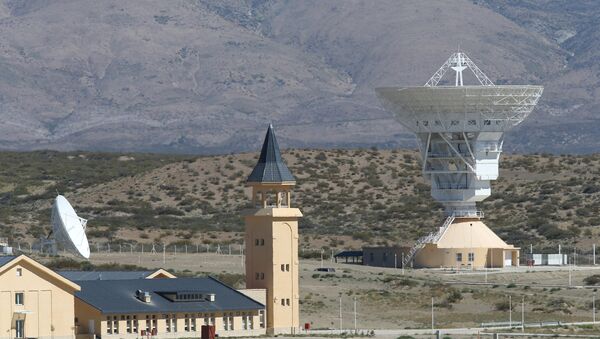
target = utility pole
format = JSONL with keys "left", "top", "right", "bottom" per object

{"left": 594, "top": 244, "right": 596, "bottom": 266}
{"left": 321, "top": 249, "right": 324, "bottom": 268}
{"left": 569, "top": 263, "right": 572, "bottom": 287}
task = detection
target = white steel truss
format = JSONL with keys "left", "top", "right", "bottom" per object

{"left": 425, "top": 52, "right": 495, "bottom": 87}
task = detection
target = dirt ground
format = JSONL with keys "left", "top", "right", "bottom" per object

{"left": 59, "top": 251, "right": 600, "bottom": 335}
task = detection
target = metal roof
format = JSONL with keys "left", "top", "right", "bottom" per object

{"left": 334, "top": 251, "right": 363, "bottom": 258}
{"left": 0, "top": 256, "right": 16, "bottom": 267}
{"left": 75, "top": 277, "right": 264, "bottom": 314}
{"left": 58, "top": 270, "right": 157, "bottom": 281}
{"left": 247, "top": 124, "right": 295, "bottom": 184}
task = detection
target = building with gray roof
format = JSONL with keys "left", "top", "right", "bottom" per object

{"left": 74, "top": 277, "right": 266, "bottom": 338}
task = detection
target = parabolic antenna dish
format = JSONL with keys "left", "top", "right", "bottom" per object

{"left": 375, "top": 85, "right": 543, "bottom": 133}
{"left": 51, "top": 195, "right": 90, "bottom": 259}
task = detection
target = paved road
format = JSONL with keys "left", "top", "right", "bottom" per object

{"left": 307, "top": 321, "right": 600, "bottom": 338}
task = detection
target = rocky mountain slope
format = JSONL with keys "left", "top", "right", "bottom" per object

{"left": 0, "top": 0, "right": 598, "bottom": 153}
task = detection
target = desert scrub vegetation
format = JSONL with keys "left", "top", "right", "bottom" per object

{"left": 2, "top": 150, "right": 600, "bottom": 249}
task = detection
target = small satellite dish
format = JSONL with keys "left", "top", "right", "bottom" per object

{"left": 51, "top": 195, "right": 90, "bottom": 259}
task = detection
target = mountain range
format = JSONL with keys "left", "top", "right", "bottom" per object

{"left": 0, "top": 0, "right": 598, "bottom": 153}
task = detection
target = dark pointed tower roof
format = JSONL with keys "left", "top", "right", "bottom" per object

{"left": 247, "top": 124, "right": 295, "bottom": 184}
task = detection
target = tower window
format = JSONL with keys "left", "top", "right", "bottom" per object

{"left": 16, "top": 268, "right": 22, "bottom": 277}
{"left": 15, "top": 293, "right": 24, "bottom": 305}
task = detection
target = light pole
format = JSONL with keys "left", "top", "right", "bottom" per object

{"left": 353, "top": 297, "right": 357, "bottom": 333}
{"left": 521, "top": 296, "right": 525, "bottom": 333}
{"left": 431, "top": 297, "right": 434, "bottom": 331}
{"left": 594, "top": 292, "right": 596, "bottom": 323}
{"left": 339, "top": 296, "right": 343, "bottom": 333}
{"left": 401, "top": 253, "right": 405, "bottom": 275}
{"left": 509, "top": 295, "right": 512, "bottom": 327}
{"left": 321, "top": 249, "right": 324, "bottom": 268}
{"left": 569, "top": 262, "right": 572, "bottom": 287}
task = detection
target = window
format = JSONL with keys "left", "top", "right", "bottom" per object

{"left": 126, "top": 316, "right": 132, "bottom": 333}
{"left": 242, "top": 314, "right": 248, "bottom": 330}
{"left": 456, "top": 253, "right": 463, "bottom": 262}
{"left": 260, "top": 239, "right": 265, "bottom": 246}
{"left": 15, "top": 293, "right": 24, "bottom": 305}
{"left": 165, "top": 314, "right": 175, "bottom": 333}
{"left": 204, "top": 316, "right": 209, "bottom": 326}
{"left": 259, "top": 310, "right": 265, "bottom": 328}
{"left": 107, "top": 316, "right": 113, "bottom": 334}
{"left": 16, "top": 268, "right": 22, "bottom": 277}
{"left": 133, "top": 316, "right": 138, "bottom": 333}
{"left": 260, "top": 272, "right": 264, "bottom": 280}
{"left": 15, "top": 320, "right": 24, "bottom": 338}
{"left": 191, "top": 317, "right": 196, "bottom": 332}
{"left": 255, "top": 272, "right": 259, "bottom": 280}
{"left": 113, "top": 316, "right": 119, "bottom": 334}
{"left": 223, "top": 314, "right": 230, "bottom": 331}
{"left": 286, "top": 298, "right": 290, "bottom": 306}
{"left": 152, "top": 316, "right": 157, "bottom": 332}
{"left": 281, "top": 299, "right": 285, "bottom": 306}
{"left": 249, "top": 315, "right": 254, "bottom": 330}
{"left": 285, "top": 264, "right": 290, "bottom": 271}
{"left": 281, "top": 264, "right": 285, "bottom": 271}
{"left": 145, "top": 315, "right": 151, "bottom": 332}
{"left": 468, "top": 252, "right": 475, "bottom": 262}
{"left": 184, "top": 314, "right": 190, "bottom": 332}
{"left": 229, "top": 315, "right": 234, "bottom": 330}
{"left": 255, "top": 239, "right": 259, "bottom": 246}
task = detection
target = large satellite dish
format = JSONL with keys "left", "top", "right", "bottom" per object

{"left": 51, "top": 195, "right": 90, "bottom": 259}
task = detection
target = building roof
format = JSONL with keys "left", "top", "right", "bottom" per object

{"left": 334, "top": 250, "right": 363, "bottom": 258}
{"left": 0, "top": 255, "right": 80, "bottom": 292}
{"left": 59, "top": 270, "right": 159, "bottom": 281}
{"left": 435, "top": 220, "right": 516, "bottom": 249}
{"left": 247, "top": 124, "right": 295, "bottom": 184}
{"left": 75, "top": 277, "right": 264, "bottom": 314}
{"left": 0, "top": 255, "right": 16, "bottom": 267}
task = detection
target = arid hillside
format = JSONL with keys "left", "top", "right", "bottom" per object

{"left": 0, "top": 0, "right": 599, "bottom": 153}
{"left": 1, "top": 149, "right": 599, "bottom": 252}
